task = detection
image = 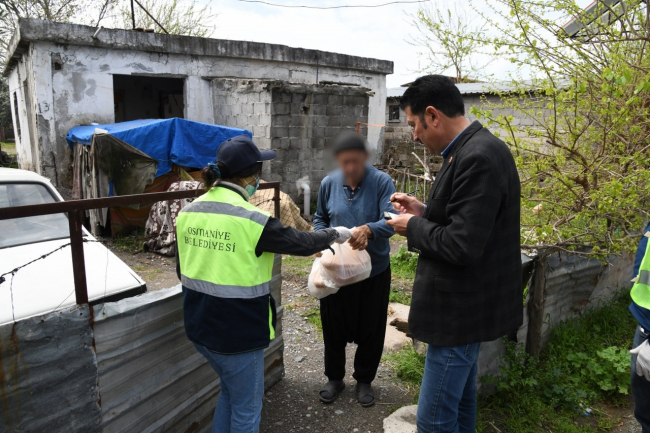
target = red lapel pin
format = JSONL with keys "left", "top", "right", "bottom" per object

{"left": 449, "top": 156, "right": 453, "bottom": 163}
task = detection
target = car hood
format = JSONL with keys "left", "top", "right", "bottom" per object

{"left": 0, "top": 238, "right": 145, "bottom": 325}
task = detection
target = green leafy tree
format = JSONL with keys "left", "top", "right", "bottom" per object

{"left": 116, "top": 0, "right": 215, "bottom": 37}
{"left": 410, "top": 0, "right": 491, "bottom": 82}
{"left": 460, "top": 0, "right": 650, "bottom": 257}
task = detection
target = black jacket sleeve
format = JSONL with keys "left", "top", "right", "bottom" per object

{"left": 255, "top": 217, "right": 338, "bottom": 256}
{"left": 406, "top": 152, "right": 502, "bottom": 266}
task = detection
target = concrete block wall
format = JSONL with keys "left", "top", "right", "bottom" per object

{"left": 269, "top": 82, "right": 369, "bottom": 207}
{"left": 212, "top": 79, "right": 369, "bottom": 208}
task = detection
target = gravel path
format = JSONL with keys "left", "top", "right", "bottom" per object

{"left": 260, "top": 278, "right": 416, "bottom": 433}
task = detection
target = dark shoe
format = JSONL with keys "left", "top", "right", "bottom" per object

{"left": 356, "top": 382, "right": 375, "bottom": 407}
{"left": 319, "top": 380, "right": 345, "bottom": 404}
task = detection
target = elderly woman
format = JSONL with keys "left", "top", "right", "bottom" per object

{"left": 176, "top": 135, "right": 351, "bottom": 433}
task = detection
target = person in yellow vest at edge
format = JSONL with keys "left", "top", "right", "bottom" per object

{"left": 175, "top": 135, "right": 352, "bottom": 433}
{"left": 629, "top": 227, "right": 650, "bottom": 432}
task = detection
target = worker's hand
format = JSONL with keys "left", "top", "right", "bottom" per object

{"left": 631, "top": 338, "right": 650, "bottom": 381}
{"left": 386, "top": 213, "right": 415, "bottom": 236}
{"left": 333, "top": 226, "right": 353, "bottom": 244}
{"left": 349, "top": 225, "right": 371, "bottom": 251}
{"left": 390, "top": 193, "right": 425, "bottom": 217}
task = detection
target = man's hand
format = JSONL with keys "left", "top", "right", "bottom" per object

{"left": 390, "top": 193, "right": 425, "bottom": 217}
{"left": 386, "top": 213, "right": 415, "bottom": 236}
{"left": 349, "top": 225, "right": 372, "bottom": 251}
{"left": 631, "top": 338, "right": 650, "bottom": 381}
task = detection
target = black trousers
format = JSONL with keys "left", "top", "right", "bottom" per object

{"left": 320, "top": 267, "right": 391, "bottom": 384}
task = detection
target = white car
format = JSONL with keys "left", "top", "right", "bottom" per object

{"left": 0, "top": 168, "right": 146, "bottom": 325}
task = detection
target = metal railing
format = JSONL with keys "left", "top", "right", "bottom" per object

{"left": 0, "top": 182, "right": 281, "bottom": 306}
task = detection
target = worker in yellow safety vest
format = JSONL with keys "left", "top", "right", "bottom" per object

{"left": 629, "top": 228, "right": 650, "bottom": 432}
{"left": 176, "top": 135, "right": 352, "bottom": 433}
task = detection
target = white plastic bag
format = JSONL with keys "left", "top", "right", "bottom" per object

{"left": 307, "top": 258, "right": 339, "bottom": 299}
{"left": 307, "top": 243, "right": 372, "bottom": 299}
{"left": 320, "top": 242, "right": 372, "bottom": 287}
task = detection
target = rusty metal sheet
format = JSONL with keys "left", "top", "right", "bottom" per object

{"left": 0, "top": 305, "right": 101, "bottom": 433}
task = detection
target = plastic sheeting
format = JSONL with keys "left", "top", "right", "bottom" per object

{"left": 66, "top": 118, "right": 252, "bottom": 177}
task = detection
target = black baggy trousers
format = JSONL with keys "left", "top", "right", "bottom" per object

{"left": 319, "top": 267, "right": 391, "bottom": 384}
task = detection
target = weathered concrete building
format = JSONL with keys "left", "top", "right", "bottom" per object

{"left": 4, "top": 18, "right": 392, "bottom": 201}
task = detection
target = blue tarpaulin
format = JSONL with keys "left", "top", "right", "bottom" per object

{"left": 66, "top": 118, "right": 252, "bottom": 177}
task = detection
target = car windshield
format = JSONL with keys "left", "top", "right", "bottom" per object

{"left": 0, "top": 183, "right": 70, "bottom": 248}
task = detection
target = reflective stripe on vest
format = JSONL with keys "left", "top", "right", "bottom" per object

{"left": 176, "top": 186, "right": 274, "bottom": 300}
{"left": 181, "top": 275, "right": 271, "bottom": 299}
{"left": 632, "top": 239, "right": 650, "bottom": 310}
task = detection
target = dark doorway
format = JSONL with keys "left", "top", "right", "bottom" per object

{"left": 113, "top": 75, "right": 184, "bottom": 122}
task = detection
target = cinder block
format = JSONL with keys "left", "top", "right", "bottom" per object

{"left": 254, "top": 102, "right": 270, "bottom": 115}
{"left": 362, "top": 106, "right": 369, "bottom": 117}
{"left": 312, "top": 94, "right": 328, "bottom": 105}
{"left": 289, "top": 138, "right": 303, "bottom": 149}
{"left": 290, "top": 114, "right": 307, "bottom": 126}
{"left": 328, "top": 95, "right": 343, "bottom": 105}
{"left": 315, "top": 116, "right": 328, "bottom": 127}
{"left": 311, "top": 104, "right": 327, "bottom": 116}
{"left": 259, "top": 113, "right": 272, "bottom": 127}
{"left": 341, "top": 116, "right": 358, "bottom": 128}
{"left": 327, "top": 116, "right": 342, "bottom": 127}
{"left": 273, "top": 114, "right": 292, "bottom": 127}
{"left": 253, "top": 125, "right": 267, "bottom": 137}
{"left": 341, "top": 105, "right": 356, "bottom": 118}
{"left": 277, "top": 138, "right": 291, "bottom": 149}
{"left": 292, "top": 93, "right": 307, "bottom": 104}
{"left": 241, "top": 104, "right": 254, "bottom": 115}
{"left": 270, "top": 126, "right": 289, "bottom": 138}
{"left": 273, "top": 103, "right": 291, "bottom": 116}
{"left": 289, "top": 126, "right": 305, "bottom": 138}
{"left": 280, "top": 93, "right": 292, "bottom": 103}
{"left": 326, "top": 105, "right": 340, "bottom": 117}
{"left": 290, "top": 103, "right": 305, "bottom": 114}
{"left": 247, "top": 92, "right": 260, "bottom": 103}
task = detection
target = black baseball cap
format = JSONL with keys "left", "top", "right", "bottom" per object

{"left": 217, "top": 135, "right": 276, "bottom": 175}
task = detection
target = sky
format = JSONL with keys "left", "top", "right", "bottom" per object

{"left": 206, "top": 0, "right": 443, "bottom": 88}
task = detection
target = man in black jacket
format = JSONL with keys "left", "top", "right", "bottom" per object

{"left": 387, "top": 75, "right": 522, "bottom": 433}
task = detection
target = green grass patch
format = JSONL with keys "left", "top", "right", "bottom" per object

{"left": 390, "top": 246, "right": 418, "bottom": 280}
{"left": 303, "top": 306, "right": 323, "bottom": 334}
{"left": 111, "top": 229, "right": 145, "bottom": 252}
{"left": 384, "top": 290, "right": 637, "bottom": 431}
{"left": 282, "top": 255, "right": 314, "bottom": 277}
{"left": 1, "top": 141, "right": 16, "bottom": 155}
{"left": 389, "top": 286, "right": 412, "bottom": 305}
{"left": 383, "top": 344, "right": 425, "bottom": 402}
